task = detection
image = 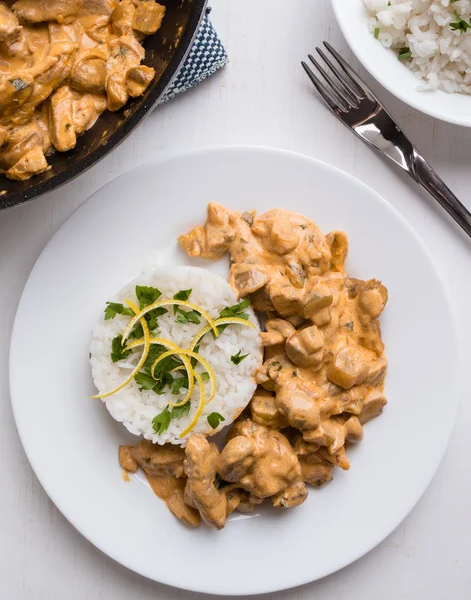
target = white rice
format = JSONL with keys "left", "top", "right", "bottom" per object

{"left": 364, "top": 0, "right": 471, "bottom": 94}
{"left": 90, "top": 266, "right": 262, "bottom": 445}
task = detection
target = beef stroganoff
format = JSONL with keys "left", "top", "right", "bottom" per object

{"left": 93, "top": 202, "right": 388, "bottom": 529}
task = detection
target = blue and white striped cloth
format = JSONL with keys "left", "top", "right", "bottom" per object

{"left": 159, "top": 13, "right": 228, "bottom": 104}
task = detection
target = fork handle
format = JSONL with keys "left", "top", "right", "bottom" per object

{"left": 411, "top": 150, "right": 471, "bottom": 237}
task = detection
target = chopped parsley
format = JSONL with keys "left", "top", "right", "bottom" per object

{"left": 135, "top": 285, "right": 167, "bottom": 332}
{"left": 171, "top": 401, "right": 191, "bottom": 419}
{"left": 215, "top": 297, "right": 250, "bottom": 336}
{"left": 450, "top": 11, "right": 470, "bottom": 34}
{"left": 152, "top": 402, "right": 191, "bottom": 434}
{"left": 110, "top": 335, "right": 132, "bottom": 363}
{"left": 398, "top": 47, "right": 412, "bottom": 60}
{"left": 231, "top": 350, "right": 249, "bottom": 365}
{"left": 175, "top": 309, "right": 201, "bottom": 324}
{"left": 136, "top": 285, "right": 162, "bottom": 309}
{"left": 207, "top": 412, "right": 225, "bottom": 429}
{"left": 171, "top": 375, "right": 189, "bottom": 395}
{"left": 134, "top": 371, "right": 160, "bottom": 391}
{"left": 104, "top": 302, "right": 134, "bottom": 320}
{"left": 173, "top": 289, "right": 192, "bottom": 314}
{"left": 172, "top": 289, "right": 200, "bottom": 323}
{"left": 152, "top": 407, "right": 171, "bottom": 434}
{"left": 219, "top": 297, "right": 250, "bottom": 319}
{"left": 374, "top": 27, "right": 379, "bottom": 39}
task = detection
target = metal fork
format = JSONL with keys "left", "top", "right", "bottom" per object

{"left": 302, "top": 42, "right": 471, "bottom": 238}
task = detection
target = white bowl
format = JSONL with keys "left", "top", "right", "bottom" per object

{"left": 331, "top": 0, "right": 471, "bottom": 127}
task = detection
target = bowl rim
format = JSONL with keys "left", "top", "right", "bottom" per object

{"left": 331, "top": 0, "right": 471, "bottom": 128}
{"left": 1, "top": 0, "right": 208, "bottom": 212}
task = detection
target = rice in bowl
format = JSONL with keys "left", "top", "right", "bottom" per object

{"left": 90, "top": 266, "right": 262, "bottom": 445}
{"left": 364, "top": 0, "right": 471, "bottom": 94}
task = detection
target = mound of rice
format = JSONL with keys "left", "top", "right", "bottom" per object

{"left": 364, "top": 0, "right": 471, "bottom": 94}
{"left": 90, "top": 266, "right": 262, "bottom": 445}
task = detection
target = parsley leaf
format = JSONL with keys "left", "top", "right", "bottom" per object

{"left": 135, "top": 285, "right": 162, "bottom": 309}
{"left": 111, "top": 335, "right": 132, "bottom": 363}
{"left": 398, "top": 47, "right": 412, "bottom": 60}
{"left": 207, "top": 412, "right": 225, "bottom": 429}
{"left": 171, "top": 401, "right": 191, "bottom": 419}
{"left": 152, "top": 407, "right": 171, "bottom": 435}
{"left": 173, "top": 289, "right": 192, "bottom": 314}
{"left": 215, "top": 298, "right": 250, "bottom": 335}
{"left": 450, "top": 11, "right": 471, "bottom": 34}
{"left": 231, "top": 350, "right": 249, "bottom": 365}
{"left": 200, "top": 372, "right": 210, "bottom": 382}
{"left": 175, "top": 309, "right": 201, "bottom": 324}
{"left": 143, "top": 344, "right": 167, "bottom": 370}
{"left": 135, "top": 286, "right": 166, "bottom": 332}
{"left": 145, "top": 306, "right": 168, "bottom": 331}
{"left": 104, "top": 302, "right": 134, "bottom": 320}
{"left": 219, "top": 297, "right": 250, "bottom": 319}
{"left": 127, "top": 322, "right": 144, "bottom": 340}
{"left": 134, "top": 371, "right": 159, "bottom": 391}
{"left": 171, "top": 375, "right": 189, "bottom": 395}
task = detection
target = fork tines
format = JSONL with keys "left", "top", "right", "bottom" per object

{"left": 302, "top": 42, "right": 370, "bottom": 113}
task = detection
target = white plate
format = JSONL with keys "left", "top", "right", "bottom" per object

{"left": 332, "top": 0, "right": 471, "bottom": 127}
{"left": 10, "top": 147, "right": 459, "bottom": 595}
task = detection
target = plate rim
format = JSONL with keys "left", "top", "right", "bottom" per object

{"left": 9, "top": 145, "right": 462, "bottom": 595}
{"left": 331, "top": 0, "right": 471, "bottom": 128}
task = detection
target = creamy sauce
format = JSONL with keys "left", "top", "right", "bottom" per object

{"left": 145, "top": 471, "right": 185, "bottom": 502}
{"left": 0, "top": 0, "right": 165, "bottom": 180}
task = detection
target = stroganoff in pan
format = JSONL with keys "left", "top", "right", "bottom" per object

{"left": 0, "top": 0, "right": 165, "bottom": 180}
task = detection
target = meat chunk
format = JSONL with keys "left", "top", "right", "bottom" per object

{"left": 220, "top": 420, "right": 305, "bottom": 502}
{"left": 132, "top": 1, "right": 165, "bottom": 35}
{"left": 359, "top": 390, "right": 387, "bottom": 424}
{"left": 12, "top": 0, "right": 83, "bottom": 23}
{"left": 111, "top": 0, "right": 135, "bottom": 35}
{"left": 184, "top": 435, "right": 227, "bottom": 529}
{"left": 166, "top": 489, "right": 201, "bottom": 528}
{"left": 269, "top": 282, "right": 304, "bottom": 316}
{"left": 327, "top": 346, "right": 370, "bottom": 389}
{"left": 251, "top": 391, "right": 288, "bottom": 429}
{"left": 6, "top": 146, "right": 48, "bottom": 180}
{"left": 364, "top": 357, "right": 388, "bottom": 386}
{"left": 299, "top": 453, "right": 335, "bottom": 486}
{"left": 118, "top": 445, "right": 138, "bottom": 472}
{"left": 260, "top": 318, "right": 295, "bottom": 347}
{"left": 48, "top": 86, "right": 76, "bottom": 152}
{"left": 358, "top": 279, "right": 388, "bottom": 321}
{"left": 132, "top": 439, "right": 185, "bottom": 478}
{"left": 229, "top": 263, "right": 269, "bottom": 297}
{"left": 70, "top": 58, "right": 107, "bottom": 94}
{"left": 77, "top": 0, "right": 116, "bottom": 17}
{"left": 0, "top": 3, "right": 21, "bottom": 43}
{"left": 326, "top": 230, "right": 348, "bottom": 272}
{"left": 272, "top": 480, "right": 308, "bottom": 508}
{"left": 106, "top": 72, "right": 128, "bottom": 111}
{"left": 252, "top": 211, "right": 301, "bottom": 255}
{"left": 303, "top": 415, "right": 363, "bottom": 455}
{"left": 125, "top": 65, "right": 154, "bottom": 97}
{"left": 275, "top": 380, "right": 326, "bottom": 430}
{"left": 303, "top": 284, "right": 333, "bottom": 319}
{"left": 285, "top": 325, "right": 325, "bottom": 367}
{"left": 72, "top": 93, "right": 107, "bottom": 135}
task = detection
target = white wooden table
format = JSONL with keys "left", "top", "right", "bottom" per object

{"left": 1, "top": 1, "right": 470, "bottom": 598}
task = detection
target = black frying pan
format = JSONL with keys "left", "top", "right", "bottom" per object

{"left": 0, "top": 0, "right": 208, "bottom": 210}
